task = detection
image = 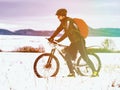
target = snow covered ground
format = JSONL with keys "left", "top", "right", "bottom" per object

{"left": 0, "top": 35, "right": 120, "bottom": 51}
{"left": 0, "top": 35, "right": 120, "bottom": 90}
{"left": 0, "top": 52, "right": 120, "bottom": 90}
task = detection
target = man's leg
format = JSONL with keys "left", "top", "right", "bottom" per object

{"left": 64, "top": 45, "right": 75, "bottom": 76}
{"left": 65, "top": 52, "right": 75, "bottom": 76}
{"left": 77, "top": 38, "right": 98, "bottom": 76}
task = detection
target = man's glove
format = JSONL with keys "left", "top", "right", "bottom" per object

{"left": 54, "top": 39, "right": 59, "bottom": 43}
{"left": 48, "top": 38, "right": 54, "bottom": 42}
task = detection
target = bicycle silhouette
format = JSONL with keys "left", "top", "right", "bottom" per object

{"left": 33, "top": 38, "right": 101, "bottom": 78}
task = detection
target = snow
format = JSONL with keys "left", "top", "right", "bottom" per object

{"left": 0, "top": 35, "right": 120, "bottom": 90}
{"left": 0, "top": 35, "right": 120, "bottom": 51}
{"left": 0, "top": 53, "right": 120, "bottom": 90}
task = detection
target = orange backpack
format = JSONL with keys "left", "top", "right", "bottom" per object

{"left": 73, "top": 18, "right": 88, "bottom": 38}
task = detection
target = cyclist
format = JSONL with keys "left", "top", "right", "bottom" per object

{"left": 48, "top": 8, "right": 98, "bottom": 77}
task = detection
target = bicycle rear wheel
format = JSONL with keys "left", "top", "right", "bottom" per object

{"left": 76, "top": 53, "right": 101, "bottom": 76}
{"left": 33, "top": 53, "right": 59, "bottom": 78}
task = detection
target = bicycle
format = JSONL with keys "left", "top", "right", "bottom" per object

{"left": 33, "top": 39, "right": 101, "bottom": 78}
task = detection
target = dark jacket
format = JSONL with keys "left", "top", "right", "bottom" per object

{"left": 51, "top": 17, "right": 83, "bottom": 43}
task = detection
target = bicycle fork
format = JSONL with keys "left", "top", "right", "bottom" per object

{"left": 45, "top": 49, "right": 56, "bottom": 68}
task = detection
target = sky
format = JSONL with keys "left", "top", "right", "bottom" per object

{"left": 0, "top": 0, "right": 120, "bottom": 31}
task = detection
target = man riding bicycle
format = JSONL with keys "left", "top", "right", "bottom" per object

{"left": 48, "top": 8, "right": 98, "bottom": 77}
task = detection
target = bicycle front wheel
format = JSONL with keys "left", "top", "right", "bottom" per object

{"left": 77, "top": 53, "right": 101, "bottom": 76}
{"left": 33, "top": 53, "right": 60, "bottom": 78}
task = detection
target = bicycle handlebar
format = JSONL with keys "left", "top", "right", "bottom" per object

{"left": 46, "top": 38, "right": 67, "bottom": 47}
{"left": 46, "top": 38, "right": 100, "bottom": 49}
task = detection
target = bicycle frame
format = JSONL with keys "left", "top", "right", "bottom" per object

{"left": 33, "top": 39, "right": 101, "bottom": 78}
{"left": 49, "top": 42, "right": 67, "bottom": 61}
{"left": 49, "top": 42, "right": 83, "bottom": 75}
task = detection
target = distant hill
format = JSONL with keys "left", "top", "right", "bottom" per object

{"left": 0, "top": 29, "right": 14, "bottom": 35}
{"left": 89, "top": 28, "right": 120, "bottom": 37}
{"left": 14, "top": 29, "right": 54, "bottom": 36}
{"left": 0, "top": 28, "right": 120, "bottom": 37}
{"left": 0, "top": 29, "right": 54, "bottom": 36}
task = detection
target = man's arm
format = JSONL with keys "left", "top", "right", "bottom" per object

{"left": 56, "top": 33, "right": 67, "bottom": 42}
{"left": 49, "top": 24, "right": 63, "bottom": 41}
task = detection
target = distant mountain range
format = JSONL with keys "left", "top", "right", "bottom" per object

{"left": 0, "top": 28, "right": 120, "bottom": 37}
{"left": 88, "top": 28, "right": 120, "bottom": 37}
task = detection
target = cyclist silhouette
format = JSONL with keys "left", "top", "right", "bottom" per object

{"left": 48, "top": 8, "right": 98, "bottom": 77}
